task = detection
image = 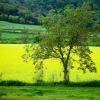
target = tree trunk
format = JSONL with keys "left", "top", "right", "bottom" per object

{"left": 63, "top": 44, "right": 73, "bottom": 84}
{"left": 63, "top": 66, "right": 69, "bottom": 84}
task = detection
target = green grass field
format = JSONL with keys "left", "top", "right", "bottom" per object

{"left": 0, "top": 86, "right": 100, "bottom": 100}
{"left": 0, "top": 21, "right": 44, "bottom": 43}
{"left": 0, "top": 21, "right": 43, "bottom": 30}
{"left": 0, "top": 21, "right": 100, "bottom": 45}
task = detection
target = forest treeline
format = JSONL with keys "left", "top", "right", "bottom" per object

{"left": 0, "top": 0, "right": 100, "bottom": 25}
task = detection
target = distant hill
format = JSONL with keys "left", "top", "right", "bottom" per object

{"left": 0, "top": 0, "right": 100, "bottom": 25}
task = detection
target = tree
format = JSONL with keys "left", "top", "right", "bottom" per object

{"left": 23, "top": 3, "right": 99, "bottom": 84}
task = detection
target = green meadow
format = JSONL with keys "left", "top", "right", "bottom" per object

{"left": 0, "top": 21, "right": 43, "bottom": 30}
{"left": 0, "top": 21, "right": 44, "bottom": 43}
{"left": 0, "top": 21, "right": 100, "bottom": 45}
{"left": 0, "top": 86, "right": 100, "bottom": 100}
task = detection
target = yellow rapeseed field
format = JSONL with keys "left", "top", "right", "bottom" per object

{"left": 0, "top": 44, "right": 100, "bottom": 83}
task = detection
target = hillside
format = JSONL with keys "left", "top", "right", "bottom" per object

{"left": 0, "top": 0, "right": 100, "bottom": 25}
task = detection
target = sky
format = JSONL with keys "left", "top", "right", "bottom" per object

{"left": 0, "top": 44, "right": 100, "bottom": 83}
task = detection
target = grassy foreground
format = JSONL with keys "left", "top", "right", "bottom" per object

{"left": 0, "top": 86, "right": 100, "bottom": 100}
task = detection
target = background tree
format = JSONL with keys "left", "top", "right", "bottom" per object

{"left": 23, "top": 3, "right": 99, "bottom": 84}
{"left": 0, "top": 0, "right": 99, "bottom": 24}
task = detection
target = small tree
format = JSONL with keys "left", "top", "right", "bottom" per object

{"left": 23, "top": 3, "right": 99, "bottom": 84}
